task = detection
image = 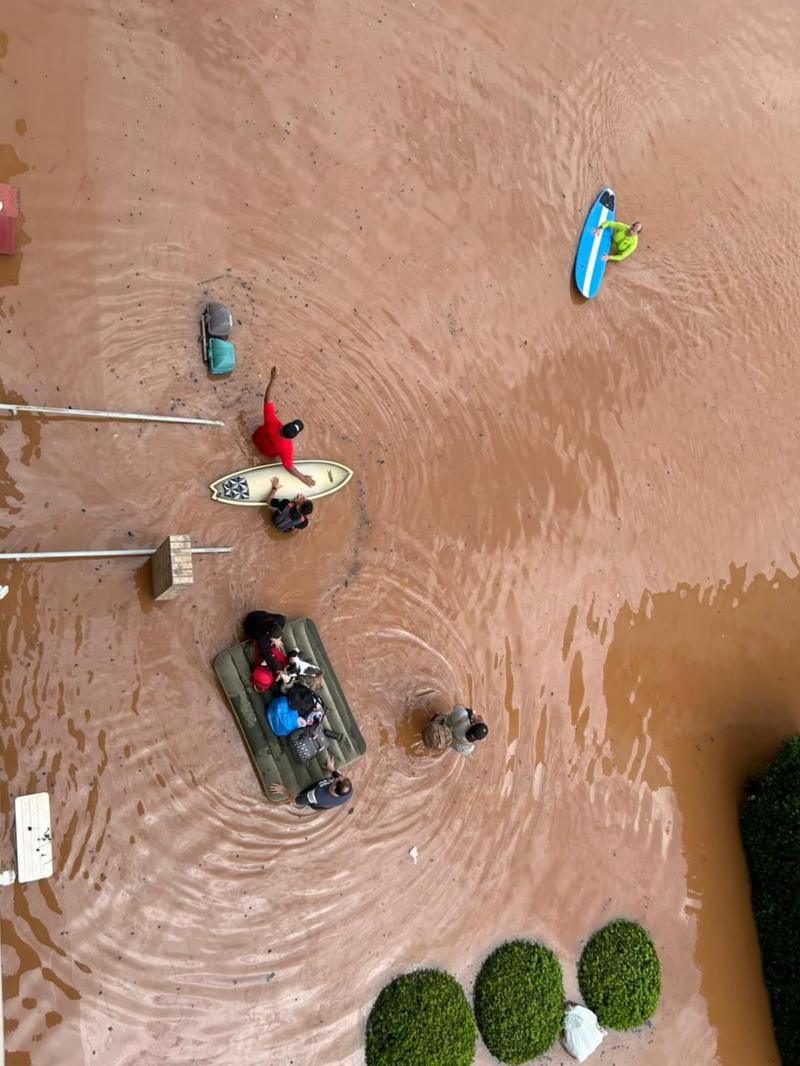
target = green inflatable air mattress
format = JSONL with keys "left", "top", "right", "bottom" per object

{"left": 213, "top": 617, "right": 366, "bottom": 801}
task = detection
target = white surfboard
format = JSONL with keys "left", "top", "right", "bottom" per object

{"left": 209, "top": 459, "right": 353, "bottom": 506}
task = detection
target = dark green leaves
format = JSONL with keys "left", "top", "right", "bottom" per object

{"left": 365, "top": 969, "right": 476, "bottom": 1066}
{"left": 741, "top": 736, "right": 800, "bottom": 1065}
{"left": 578, "top": 920, "right": 660, "bottom": 1030}
{"left": 474, "top": 940, "right": 564, "bottom": 1064}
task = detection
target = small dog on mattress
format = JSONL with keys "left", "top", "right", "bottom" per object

{"left": 277, "top": 650, "right": 323, "bottom": 693}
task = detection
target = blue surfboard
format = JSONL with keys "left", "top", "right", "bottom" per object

{"left": 574, "top": 188, "right": 615, "bottom": 298}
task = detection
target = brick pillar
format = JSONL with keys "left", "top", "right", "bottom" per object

{"left": 150, "top": 535, "right": 194, "bottom": 601}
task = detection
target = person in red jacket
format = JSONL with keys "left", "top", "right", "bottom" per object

{"left": 252, "top": 366, "right": 315, "bottom": 487}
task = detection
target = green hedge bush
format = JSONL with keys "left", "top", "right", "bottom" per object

{"left": 578, "top": 919, "right": 660, "bottom": 1029}
{"left": 740, "top": 735, "right": 800, "bottom": 1066}
{"left": 473, "top": 939, "right": 564, "bottom": 1064}
{"left": 365, "top": 968, "right": 476, "bottom": 1066}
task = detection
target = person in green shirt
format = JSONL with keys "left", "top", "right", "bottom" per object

{"left": 592, "top": 219, "right": 642, "bottom": 261}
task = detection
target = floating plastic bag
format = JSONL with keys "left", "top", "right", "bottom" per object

{"left": 562, "top": 1004, "right": 606, "bottom": 1062}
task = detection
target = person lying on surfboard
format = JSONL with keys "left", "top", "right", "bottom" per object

{"left": 252, "top": 366, "right": 315, "bottom": 487}
{"left": 592, "top": 220, "right": 642, "bottom": 262}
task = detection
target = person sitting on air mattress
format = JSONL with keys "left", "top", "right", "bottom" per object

{"left": 243, "top": 610, "right": 289, "bottom": 692}
{"left": 266, "top": 684, "right": 324, "bottom": 737}
{"left": 265, "top": 694, "right": 306, "bottom": 736}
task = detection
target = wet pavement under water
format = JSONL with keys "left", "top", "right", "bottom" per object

{"left": 2, "top": 1, "right": 800, "bottom": 1063}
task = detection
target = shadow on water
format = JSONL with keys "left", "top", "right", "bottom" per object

{"left": 603, "top": 564, "right": 800, "bottom": 1065}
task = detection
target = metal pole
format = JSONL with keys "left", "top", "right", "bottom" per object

{"left": 0, "top": 402, "right": 224, "bottom": 428}
{"left": 0, "top": 931, "right": 4, "bottom": 1063}
{"left": 0, "top": 548, "right": 232, "bottom": 561}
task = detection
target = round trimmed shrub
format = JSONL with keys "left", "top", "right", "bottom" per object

{"left": 473, "top": 939, "right": 564, "bottom": 1064}
{"left": 578, "top": 919, "right": 660, "bottom": 1029}
{"left": 365, "top": 968, "right": 476, "bottom": 1066}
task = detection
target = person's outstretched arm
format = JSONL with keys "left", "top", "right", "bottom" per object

{"left": 600, "top": 220, "right": 627, "bottom": 235}
{"left": 263, "top": 366, "right": 278, "bottom": 406}
{"left": 289, "top": 464, "right": 315, "bottom": 488}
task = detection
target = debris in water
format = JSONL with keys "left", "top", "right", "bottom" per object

{"left": 408, "top": 846, "right": 419, "bottom": 864}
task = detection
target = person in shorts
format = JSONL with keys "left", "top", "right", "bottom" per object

{"left": 252, "top": 366, "right": 315, "bottom": 487}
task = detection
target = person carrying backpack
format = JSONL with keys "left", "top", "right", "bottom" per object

{"left": 422, "top": 705, "right": 488, "bottom": 756}
{"left": 265, "top": 683, "right": 324, "bottom": 737}
{"left": 266, "top": 477, "right": 313, "bottom": 533}
{"left": 265, "top": 694, "right": 306, "bottom": 736}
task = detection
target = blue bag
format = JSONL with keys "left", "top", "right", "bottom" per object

{"left": 266, "top": 696, "right": 301, "bottom": 737}
{"left": 207, "top": 337, "right": 236, "bottom": 375}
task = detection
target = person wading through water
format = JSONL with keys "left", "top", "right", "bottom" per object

{"left": 423, "top": 705, "right": 489, "bottom": 756}
{"left": 269, "top": 754, "right": 353, "bottom": 811}
{"left": 592, "top": 219, "right": 642, "bottom": 263}
{"left": 265, "top": 477, "right": 314, "bottom": 533}
{"left": 252, "top": 366, "right": 315, "bottom": 487}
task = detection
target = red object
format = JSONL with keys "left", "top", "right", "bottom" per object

{"left": 252, "top": 401, "right": 294, "bottom": 470}
{"left": 0, "top": 184, "right": 20, "bottom": 256}
{"left": 250, "top": 642, "right": 288, "bottom": 692}
{"left": 251, "top": 665, "right": 275, "bottom": 692}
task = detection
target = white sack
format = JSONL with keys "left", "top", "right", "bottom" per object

{"left": 562, "top": 1004, "right": 606, "bottom": 1062}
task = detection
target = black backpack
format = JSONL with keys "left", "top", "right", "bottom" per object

{"left": 286, "top": 683, "right": 322, "bottom": 717}
{"left": 287, "top": 721, "right": 345, "bottom": 764}
{"left": 272, "top": 504, "right": 306, "bottom": 533}
{"left": 285, "top": 684, "right": 342, "bottom": 763}
{"left": 288, "top": 722, "right": 330, "bottom": 764}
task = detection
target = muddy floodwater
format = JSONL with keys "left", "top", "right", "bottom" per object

{"left": 2, "top": 1, "right": 800, "bottom": 1063}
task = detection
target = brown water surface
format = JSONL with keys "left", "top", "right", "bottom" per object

{"left": 2, "top": 0, "right": 800, "bottom": 1063}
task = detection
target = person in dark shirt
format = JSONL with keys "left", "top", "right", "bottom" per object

{"left": 252, "top": 366, "right": 315, "bottom": 488}
{"left": 266, "top": 478, "right": 313, "bottom": 533}
{"left": 243, "top": 610, "right": 289, "bottom": 691}
{"left": 269, "top": 755, "right": 353, "bottom": 810}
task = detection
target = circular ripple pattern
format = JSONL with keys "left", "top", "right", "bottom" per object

{"left": 3, "top": 0, "right": 800, "bottom": 1064}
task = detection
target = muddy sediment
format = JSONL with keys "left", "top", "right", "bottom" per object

{"left": 2, "top": 1, "right": 800, "bottom": 1063}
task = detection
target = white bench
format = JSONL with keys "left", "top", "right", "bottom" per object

{"left": 0, "top": 793, "right": 53, "bottom": 1058}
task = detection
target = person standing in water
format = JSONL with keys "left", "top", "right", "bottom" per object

{"left": 592, "top": 219, "right": 642, "bottom": 262}
{"left": 423, "top": 705, "right": 488, "bottom": 756}
{"left": 269, "top": 754, "right": 353, "bottom": 811}
{"left": 253, "top": 366, "right": 315, "bottom": 487}
{"left": 265, "top": 477, "right": 314, "bottom": 533}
